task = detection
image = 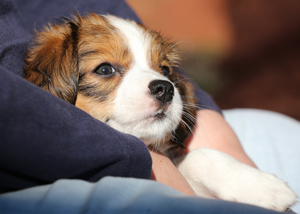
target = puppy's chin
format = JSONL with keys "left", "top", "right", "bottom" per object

{"left": 106, "top": 102, "right": 183, "bottom": 146}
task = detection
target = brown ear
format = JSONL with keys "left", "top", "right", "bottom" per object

{"left": 24, "top": 17, "right": 81, "bottom": 105}
{"left": 172, "top": 73, "right": 197, "bottom": 148}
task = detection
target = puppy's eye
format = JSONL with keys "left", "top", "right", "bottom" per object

{"left": 161, "top": 66, "right": 170, "bottom": 77}
{"left": 94, "top": 63, "right": 115, "bottom": 76}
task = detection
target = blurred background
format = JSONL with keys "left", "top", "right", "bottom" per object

{"left": 126, "top": 0, "right": 300, "bottom": 121}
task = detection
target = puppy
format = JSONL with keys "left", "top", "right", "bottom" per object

{"left": 24, "top": 13, "right": 297, "bottom": 211}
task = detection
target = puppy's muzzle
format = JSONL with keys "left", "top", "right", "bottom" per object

{"left": 149, "top": 80, "right": 174, "bottom": 104}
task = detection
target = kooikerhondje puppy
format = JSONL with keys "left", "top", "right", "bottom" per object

{"left": 24, "top": 13, "right": 297, "bottom": 211}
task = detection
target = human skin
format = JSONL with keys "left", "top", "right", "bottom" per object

{"left": 186, "top": 110, "right": 257, "bottom": 168}
{"left": 149, "top": 149, "right": 196, "bottom": 196}
{"left": 150, "top": 109, "right": 256, "bottom": 195}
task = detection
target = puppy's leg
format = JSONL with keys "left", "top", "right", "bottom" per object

{"left": 177, "top": 148, "right": 297, "bottom": 211}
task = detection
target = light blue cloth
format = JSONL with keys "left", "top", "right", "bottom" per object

{"left": 224, "top": 109, "right": 300, "bottom": 213}
{"left": 0, "top": 177, "right": 284, "bottom": 214}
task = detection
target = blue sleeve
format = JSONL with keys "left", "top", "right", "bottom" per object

{"left": 0, "top": 66, "right": 152, "bottom": 192}
{"left": 0, "top": 0, "right": 151, "bottom": 192}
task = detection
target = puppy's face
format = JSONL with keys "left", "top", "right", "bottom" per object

{"left": 25, "top": 14, "right": 196, "bottom": 147}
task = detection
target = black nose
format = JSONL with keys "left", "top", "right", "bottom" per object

{"left": 149, "top": 80, "right": 174, "bottom": 104}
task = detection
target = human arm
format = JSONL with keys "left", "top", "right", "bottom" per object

{"left": 186, "top": 110, "right": 257, "bottom": 168}
{"left": 149, "top": 149, "right": 196, "bottom": 196}
{"left": 149, "top": 109, "right": 256, "bottom": 196}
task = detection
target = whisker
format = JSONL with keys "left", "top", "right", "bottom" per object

{"left": 182, "top": 112, "right": 197, "bottom": 124}
{"left": 182, "top": 102, "right": 215, "bottom": 111}
{"left": 173, "top": 77, "right": 193, "bottom": 85}
{"left": 180, "top": 118, "right": 194, "bottom": 135}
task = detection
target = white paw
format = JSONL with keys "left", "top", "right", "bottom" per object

{"left": 218, "top": 170, "right": 297, "bottom": 211}
{"left": 178, "top": 148, "right": 297, "bottom": 211}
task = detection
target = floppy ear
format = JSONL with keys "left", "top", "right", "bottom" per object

{"left": 172, "top": 74, "right": 197, "bottom": 148}
{"left": 24, "top": 17, "right": 81, "bottom": 105}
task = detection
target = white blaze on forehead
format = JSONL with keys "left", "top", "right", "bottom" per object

{"left": 104, "top": 15, "right": 183, "bottom": 144}
{"left": 106, "top": 15, "right": 151, "bottom": 70}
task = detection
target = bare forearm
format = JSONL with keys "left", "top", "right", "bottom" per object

{"left": 149, "top": 149, "right": 196, "bottom": 196}
{"left": 186, "top": 110, "right": 257, "bottom": 168}
{"left": 148, "top": 109, "right": 256, "bottom": 196}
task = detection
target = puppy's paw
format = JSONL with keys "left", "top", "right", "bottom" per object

{"left": 178, "top": 148, "right": 297, "bottom": 211}
{"left": 219, "top": 170, "right": 297, "bottom": 211}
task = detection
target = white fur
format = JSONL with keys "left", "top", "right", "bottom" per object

{"left": 106, "top": 16, "right": 182, "bottom": 144}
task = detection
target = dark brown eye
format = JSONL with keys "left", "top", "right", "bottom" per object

{"left": 161, "top": 66, "right": 170, "bottom": 77}
{"left": 94, "top": 63, "right": 116, "bottom": 76}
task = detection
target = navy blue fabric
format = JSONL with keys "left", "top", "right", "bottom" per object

{"left": 0, "top": 0, "right": 221, "bottom": 192}
{"left": 0, "top": 66, "right": 152, "bottom": 191}
{"left": 13, "top": 0, "right": 141, "bottom": 34}
{"left": 0, "top": 0, "right": 29, "bottom": 77}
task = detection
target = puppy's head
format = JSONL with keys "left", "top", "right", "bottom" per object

{"left": 25, "top": 13, "right": 196, "bottom": 147}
